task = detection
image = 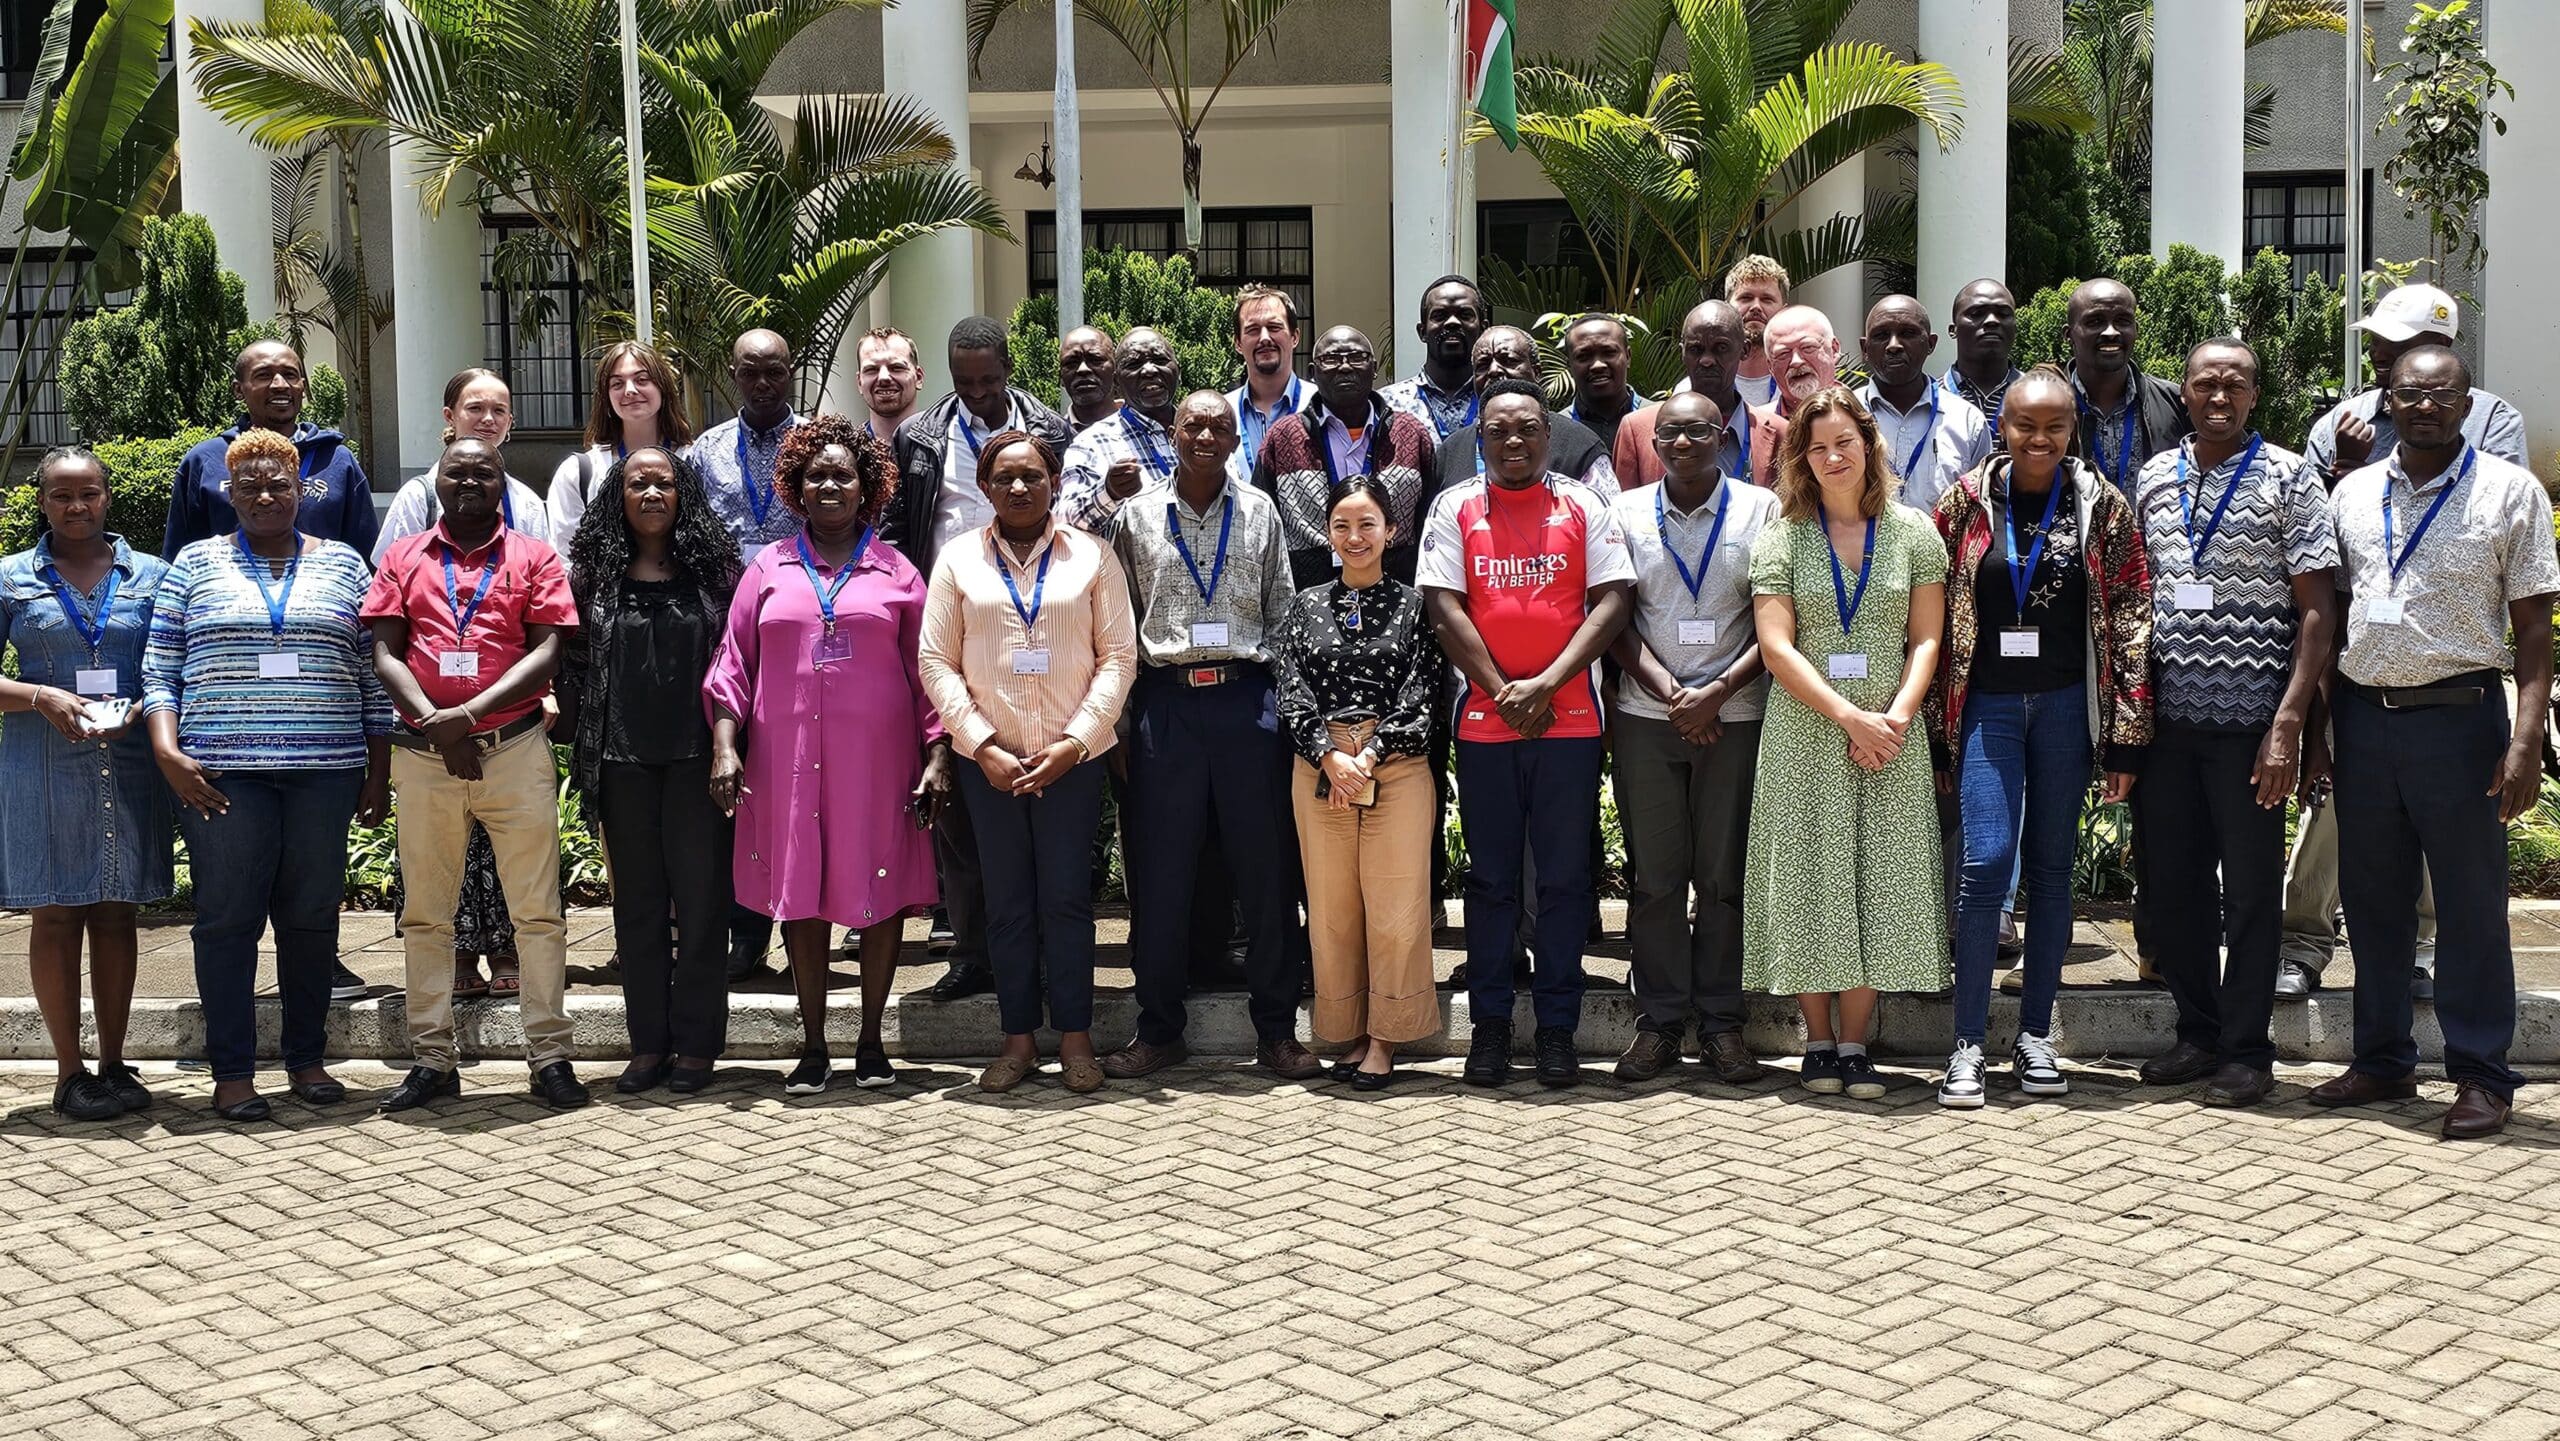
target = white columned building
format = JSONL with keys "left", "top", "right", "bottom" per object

{"left": 2148, "top": 0, "right": 2245, "bottom": 267}
{"left": 385, "top": 138, "right": 485, "bottom": 479}
{"left": 1914, "top": 0, "right": 2007, "bottom": 319}
{"left": 880, "top": 1, "right": 978, "bottom": 375}
{"left": 1390, "top": 0, "right": 1465, "bottom": 348}
{"left": 2483, "top": 1, "right": 2560, "bottom": 482}
{"left": 1792, "top": 154, "right": 1866, "bottom": 327}
{"left": 173, "top": 0, "right": 275, "bottom": 325}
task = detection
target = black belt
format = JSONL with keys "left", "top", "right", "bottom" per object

{"left": 2346, "top": 672, "right": 2495, "bottom": 710}
{"left": 390, "top": 710, "right": 545, "bottom": 753}
{"left": 1147, "top": 660, "right": 1263, "bottom": 689}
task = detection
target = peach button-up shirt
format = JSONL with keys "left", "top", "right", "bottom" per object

{"left": 918, "top": 519, "right": 1138, "bottom": 760}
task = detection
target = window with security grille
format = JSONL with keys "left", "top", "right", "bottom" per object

{"left": 2246, "top": 171, "right": 2373, "bottom": 292}
{"left": 1, "top": 250, "right": 99, "bottom": 448}
{"left": 480, "top": 216, "right": 588, "bottom": 432}
{"left": 1028, "top": 208, "right": 1314, "bottom": 364}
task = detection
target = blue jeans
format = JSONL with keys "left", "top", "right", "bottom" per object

{"left": 179, "top": 767, "right": 365, "bottom": 1082}
{"left": 1456, "top": 735, "right": 1604, "bottom": 1033}
{"left": 1953, "top": 688, "right": 2091, "bottom": 1045}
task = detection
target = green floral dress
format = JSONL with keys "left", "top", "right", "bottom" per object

{"left": 1742, "top": 504, "right": 1952, "bottom": 995}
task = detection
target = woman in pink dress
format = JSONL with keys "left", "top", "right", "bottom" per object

{"left": 706, "top": 414, "right": 954, "bottom": 1095}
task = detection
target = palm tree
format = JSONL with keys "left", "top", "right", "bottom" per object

{"left": 964, "top": 0, "right": 1302, "bottom": 253}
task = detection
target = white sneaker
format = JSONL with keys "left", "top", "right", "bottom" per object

{"left": 2012, "top": 1033, "right": 2068, "bottom": 1096}
{"left": 1938, "top": 1043, "right": 1986, "bottom": 1109}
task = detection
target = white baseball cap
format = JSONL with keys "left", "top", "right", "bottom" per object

{"left": 2352, "top": 284, "right": 2460, "bottom": 344}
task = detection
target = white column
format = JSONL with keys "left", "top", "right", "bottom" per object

{"left": 2149, "top": 0, "right": 2245, "bottom": 267}
{"left": 174, "top": 0, "right": 275, "bottom": 323}
{"left": 386, "top": 138, "right": 483, "bottom": 479}
{"left": 2483, "top": 2, "right": 2560, "bottom": 483}
{"left": 1792, "top": 153, "right": 1867, "bottom": 330}
{"left": 1916, "top": 0, "right": 2008, "bottom": 320}
{"left": 881, "top": 0, "right": 977, "bottom": 375}
{"left": 1391, "top": 0, "right": 1464, "bottom": 357}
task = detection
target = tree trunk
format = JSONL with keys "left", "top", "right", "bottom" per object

{"left": 339, "top": 136, "right": 379, "bottom": 471}
{"left": 1181, "top": 133, "right": 1205, "bottom": 258}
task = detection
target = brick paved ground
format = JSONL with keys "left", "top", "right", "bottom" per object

{"left": 4, "top": 1060, "right": 2557, "bottom": 1441}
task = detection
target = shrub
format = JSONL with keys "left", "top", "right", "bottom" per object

{"left": 0, "top": 427, "right": 215, "bottom": 555}
{"left": 1007, "top": 248, "right": 1243, "bottom": 409}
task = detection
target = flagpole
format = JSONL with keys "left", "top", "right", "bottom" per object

{"left": 1446, "top": 0, "right": 1466, "bottom": 275}
{"left": 1055, "top": 0, "right": 1085, "bottom": 333}
{"left": 620, "top": 0, "right": 653, "bottom": 346}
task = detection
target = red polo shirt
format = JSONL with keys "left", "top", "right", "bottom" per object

{"left": 360, "top": 521, "right": 577, "bottom": 732}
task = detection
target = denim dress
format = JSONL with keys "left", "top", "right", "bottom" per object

{"left": 0, "top": 535, "right": 175, "bottom": 907}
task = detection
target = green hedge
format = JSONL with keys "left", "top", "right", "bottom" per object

{"left": 0, "top": 427, "right": 213, "bottom": 556}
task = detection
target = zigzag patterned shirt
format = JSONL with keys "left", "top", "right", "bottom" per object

{"left": 2132, "top": 437, "right": 2337, "bottom": 731}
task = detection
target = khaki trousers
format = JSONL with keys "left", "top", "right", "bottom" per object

{"left": 393, "top": 728, "right": 572, "bottom": 1069}
{"left": 1291, "top": 722, "right": 1440, "bottom": 1044}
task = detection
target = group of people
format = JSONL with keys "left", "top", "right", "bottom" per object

{"left": 1, "top": 256, "right": 2544, "bottom": 1142}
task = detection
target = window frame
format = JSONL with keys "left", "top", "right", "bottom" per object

{"left": 1026, "top": 206, "right": 1315, "bottom": 364}
{"left": 2244, "top": 169, "right": 2376, "bottom": 294}
{"left": 1, "top": 247, "right": 101, "bottom": 448}
{"left": 478, "top": 213, "right": 589, "bottom": 434}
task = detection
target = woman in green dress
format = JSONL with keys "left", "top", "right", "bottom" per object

{"left": 1744, "top": 385, "right": 1951, "bottom": 1099}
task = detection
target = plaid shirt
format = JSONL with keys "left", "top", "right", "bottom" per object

{"left": 1381, "top": 373, "right": 1479, "bottom": 441}
{"left": 1058, "top": 406, "right": 1182, "bottom": 533}
{"left": 690, "top": 412, "right": 804, "bottom": 563}
{"left": 1110, "top": 477, "right": 1298, "bottom": 668}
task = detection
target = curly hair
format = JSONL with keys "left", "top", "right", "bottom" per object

{"left": 225, "top": 428, "right": 302, "bottom": 475}
{"left": 774, "top": 413, "right": 898, "bottom": 534}
{"left": 567, "top": 448, "right": 742, "bottom": 610}
{"left": 1772, "top": 385, "right": 1895, "bottom": 522}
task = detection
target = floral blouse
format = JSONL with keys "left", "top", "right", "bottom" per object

{"left": 1271, "top": 577, "right": 1441, "bottom": 781}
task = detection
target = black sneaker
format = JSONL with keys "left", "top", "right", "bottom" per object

{"left": 1838, "top": 1052, "right": 1887, "bottom": 1100}
{"left": 96, "top": 1061, "right": 154, "bottom": 1112}
{"left": 852, "top": 1045, "right": 897, "bottom": 1090}
{"left": 51, "top": 1070, "right": 123, "bottom": 1121}
{"left": 1534, "top": 1027, "right": 1580, "bottom": 1088}
{"left": 1463, "top": 1022, "right": 1512, "bottom": 1087}
{"left": 784, "top": 1049, "right": 831, "bottom": 1094}
{"left": 1799, "top": 1049, "right": 1845, "bottom": 1094}
{"left": 329, "top": 961, "right": 368, "bottom": 1002}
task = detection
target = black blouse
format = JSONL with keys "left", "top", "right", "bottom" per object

{"left": 1969, "top": 471, "right": 2088, "bottom": 695}
{"left": 602, "top": 578, "right": 717, "bottom": 764}
{"left": 1271, "top": 577, "right": 1440, "bottom": 780}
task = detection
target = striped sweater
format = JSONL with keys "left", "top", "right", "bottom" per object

{"left": 142, "top": 537, "right": 393, "bottom": 770}
{"left": 1247, "top": 394, "right": 1445, "bottom": 589}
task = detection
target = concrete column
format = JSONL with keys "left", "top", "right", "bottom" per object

{"left": 2483, "top": 1, "right": 2560, "bottom": 483}
{"left": 174, "top": 0, "right": 275, "bottom": 323}
{"left": 1792, "top": 152, "right": 1867, "bottom": 331}
{"left": 1916, "top": 0, "right": 2007, "bottom": 320}
{"left": 2149, "top": 0, "right": 2245, "bottom": 267}
{"left": 1391, "top": 0, "right": 1465, "bottom": 355}
{"left": 881, "top": 0, "right": 977, "bottom": 381}
{"left": 385, "top": 138, "right": 483, "bottom": 479}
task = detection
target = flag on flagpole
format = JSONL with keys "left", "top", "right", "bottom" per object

{"left": 1464, "top": 0, "right": 1519, "bottom": 151}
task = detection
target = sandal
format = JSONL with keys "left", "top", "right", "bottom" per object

{"left": 488, "top": 958, "right": 521, "bottom": 998}
{"left": 452, "top": 956, "right": 490, "bottom": 1000}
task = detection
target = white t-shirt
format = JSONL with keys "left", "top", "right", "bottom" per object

{"left": 545, "top": 445, "right": 616, "bottom": 552}
{"left": 934, "top": 401, "right": 1022, "bottom": 562}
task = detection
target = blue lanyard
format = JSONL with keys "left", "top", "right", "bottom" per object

{"left": 39, "top": 561, "right": 119, "bottom": 656}
{"left": 441, "top": 535, "right": 500, "bottom": 641}
{"left": 1895, "top": 381, "right": 1941, "bottom": 481}
{"left": 1168, "top": 495, "right": 1234, "bottom": 605}
{"left": 795, "top": 530, "right": 873, "bottom": 631}
{"left": 2382, "top": 446, "right": 2474, "bottom": 586}
{"left": 2081, "top": 398, "right": 2137, "bottom": 491}
{"left": 1120, "top": 406, "right": 1174, "bottom": 481}
{"left": 737, "top": 422, "right": 779, "bottom": 530}
{"left": 1816, "top": 504, "right": 1876, "bottom": 635}
{"left": 953, "top": 403, "right": 1005, "bottom": 458}
{"left": 1728, "top": 410, "right": 1752, "bottom": 480}
{"left": 1427, "top": 386, "right": 1479, "bottom": 441}
{"left": 997, "top": 535, "right": 1055, "bottom": 631}
{"left": 2177, "top": 433, "right": 2264, "bottom": 566}
{"left": 234, "top": 530, "right": 301, "bottom": 642}
{"left": 1656, "top": 480, "right": 1729, "bottom": 601}
{"left": 2004, "top": 474, "right": 2067, "bottom": 613}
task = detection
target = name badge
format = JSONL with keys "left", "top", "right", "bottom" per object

{"left": 2000, "top": 628, "right": 2041, "bottom": 658}
{"left": 1826, "top": 652, "right": 1868, "bottom": 680}
{"left": 812, "top": 628, "right": 854, "bottom": 666}
{"left": 2369, "top": 595, "right": 2407, "bottom": 625}
{"left": 2173, "top": 581, "right": 2216, "bottom": 612}
{"left": 1012, "top": 648, "right": 1052, "bottom": 676}
{"left": 259, "top": 652, "right": 302, "bottom": 679}
{"left": 1678, "top": 619, "right": 1718, "bottom": 647}
{"left": 1190, "top": 620, "right": 1230, "bottom": 648}
{"left": 74, "top": 668, "right": 120, "bottom": 697}
{"left": 438, "top": 650, "right": 481, "bottom": 679}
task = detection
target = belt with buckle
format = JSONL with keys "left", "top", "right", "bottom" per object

{"left": 2347, "top": 673, "right": 2492, "bottom": 710}
{"left": 1179, "top": 663, "right": 1236, "bottom": 688}
{"left": 390, "top": 710, "right": 545, "bottom": 753}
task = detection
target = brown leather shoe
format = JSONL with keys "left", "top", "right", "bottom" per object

{"left": 2442, "top": 1083, "right": 2511, "bottom": 1140}
{"left": 1257, "top": 1037, "right": 1323, "bottom": 1081}
{"left": 1614, "top": 1030, "right": 1681, "bottom": 1081}
{"left": 1100, "top": 1039, "right": 1189, "bottom": 1079}
{"left": 1699, "top": 1030, "right": 1766, "bottom": 1086}
{"left": 2306, "top": 1070, "right": 2419, "bottom": 1108}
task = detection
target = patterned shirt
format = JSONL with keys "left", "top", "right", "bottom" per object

{"left": 2333, "top": 446, "right": 2560, "bottom": 688}
{"left": 1058, "top": 407, "right": 1182, "bottom": 533}
{"left": 1859, "top": 380, "right": 1993, "bottom": 513}
{"left": 2133, "top": 437, "right": 2338, "bottom": 730}
{"left": 1381, "top": 372, "right": 1479, "bottom": 441}
{"left": 1612, "top": 478, "right": 1779, "bottom": 723}
{"left": 142, "top": 537, "right": 392, "bottom": 770}
{"left": 1944, "top": 365, "right": 2023, "bottom": 429}
{"left": 1270, "top": 578, "right": 1441, "bottom": 770}
{"left": 1111, "top": 477, "right": 1298, "bottom": 668}
{"left": 691, "top": 411, "right": 804, "bottom": 564}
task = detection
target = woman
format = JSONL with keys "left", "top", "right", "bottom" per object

{"left": 1926, "top": 365, "right": 2152, "bottom": 1109}
{"left": 1744, "top": 386, "right": 1949, "bottom": 1101}
{"left": 562, "top": 448, "right": 740, "bottom": 1094}
{"left": 549, "top": 341, "right": 697, "bottom": 551}
{"left": 143, "top": 430, "right": 392, "bottom": 1121}
{"left": 706, "top": 413, "right": 952, "bottom": 1094}
{"left": 376, "top": 367, "right": 547, "bottom": 1001}
{"left": 918, "top": 431, "right": 1136, "bottom": 1094}
{"left": 0, "top": 448, "right": 173, "bottom": 1120}
{"left": 1270, "top": 476, "right": 1443, "bottom": 1090}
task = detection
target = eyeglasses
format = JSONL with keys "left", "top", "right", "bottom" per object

{"left": 2386, "top": 386, "right": 2465, "bottom": 410}
{"left": 1656, "top": 423, "right": 1725, "bottom": 442}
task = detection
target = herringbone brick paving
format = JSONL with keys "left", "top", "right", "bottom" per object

{"left": 3, "top": 1061, "right": 2556, "bottom": 1440}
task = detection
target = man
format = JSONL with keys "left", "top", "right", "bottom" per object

{"left": 1724, "top": 254, "right": 1790, "bottom": 409}
{"left": 884, "top": 316, "right": 1074, "bottom": 1002}
{"left": 1605, "top": 389, "right": 1778, "bottom": 1087}
{"left": 363, "top": 438, "right": 586, "bottom": 1113}
{"left": 856, "top": 326, "right": 924, "bottom": 442}
{"left": 1248, "top": 325, "right": 1441, "bottom": 588}
{"left": 693, "top": 328, "right": 807, "bottom": 565}
{"left": 1945, "top": 278, "right": 2024, "bottom": 426}
{"left": 1060, "top": 327, "right": 1185, "bottom": 531}
{"left": 2311, "top": 345, "right": 2558, "bottom": 1141}
{"left": 2065, "top": 278, "right": 2191, "bottom": 496}
{"left": 2280, "top": 283, "right": 2527, "bottom": 997}
{"left": 2129, "top": 340, "right": 2338, "bottom": 1108}
{"left": 1102, "top": 391, "right": 1312, "bottom": 1082}
{"left": 1562, "top": 314, "right": 1645, "bottom": 453}
{"left": 1382, "top": 275, "right": 1488, "bottom": 440}
{"left": 1762, "top": 304, "right": 1842, "bottom": 418}
{"left": 1856, "top": 294, "right": 1992, "bottom": 512}
{"left": 1616, "top": 301, "right": 1783, "bottom": 490}
{"left": 1419, "top": 378, "right": 1635, "bottom": 1090}
{"left": 1437, "top": 326, "right": 1615, "bottom": 490}
{"left": 1228, "top": 283, "right": 1304, "bottom": 471}
{"left": 1058, "top": 325, "right": 1121, "bottom": 433}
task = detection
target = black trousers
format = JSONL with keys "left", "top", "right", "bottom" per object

{"left": 934, "top": 773, "right": 989, "bottom": 967}
{"left": 1126, "top": 666, "right": 1305, "bottom": 1045}
{"left": 601, "top": 758, "right": 734, "bottom": 1059}
{"left": 962, "top": 758, "right": 1106, "bottom": 1034}
{"left": 2130, "top": 723, "right": 2286, "bottom": 1068}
